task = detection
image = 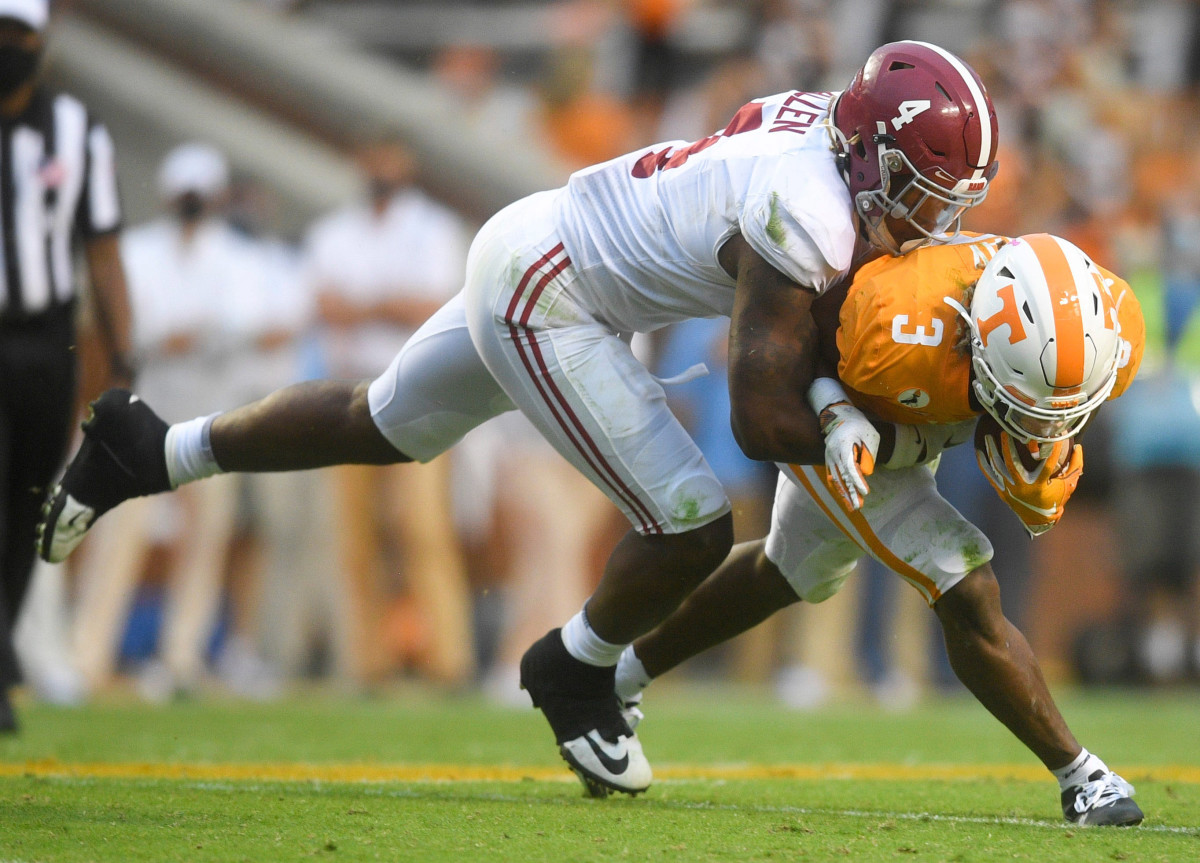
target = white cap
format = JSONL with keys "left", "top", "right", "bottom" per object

{"left": 157, "top": 143, "right": 230, "bottom": 201}
{"left": 0, "top": 0, "right": 49, "bottom": 31}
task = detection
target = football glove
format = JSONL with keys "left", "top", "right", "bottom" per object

{"left": 976, "top": 432, "right": 1083, "bottom": 537}
{"left": 809, "top": 377, "right": 879, "bottom": 511}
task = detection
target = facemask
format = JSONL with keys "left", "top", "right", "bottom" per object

{"left": 369, "top": 179, "right": 403, "bottom": 205}
{"left": 173, "top": 192, "right": 206, "bottom": 223}
{"left": 0, "top": 45, "right": 40, "bottom": 98}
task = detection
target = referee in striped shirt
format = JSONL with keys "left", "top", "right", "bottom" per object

{"left": 0, "top": 0, "right": 133, "bottom": 731}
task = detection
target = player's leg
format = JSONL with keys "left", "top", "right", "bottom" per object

{"left": 792, "top": 460, "right": 1141, "bottom": 826}
{"left": 934, "top": 567, "right": 1142, "bottom": 825}
{"left": 935, "top": 567, "right": 1077, "bottom": 766}
{"left": 461, "top": 195, "right": 734, "bottom": 796}
{"left": 495, "top": 321, "right": 732, "bottom": 796}
{"left": 621, "top": 540, "right": 793, "bottom": 680}
{"left": 38, "top": 291, "right": 513, "bottom": 564}
{"left": 615, "top": 469, "right": 862, "bottom": 701}
{"left": 211, "top": 283, "right": 518, "bottom": 470}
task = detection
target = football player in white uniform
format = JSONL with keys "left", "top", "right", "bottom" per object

{"left": 38, "top": 42, "right": 998, "bottom": 798}
{"left": 614, "top": 234, "right": 1146, "bottom": 825}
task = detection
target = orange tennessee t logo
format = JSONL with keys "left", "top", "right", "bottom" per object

{"left": 978, "top": 283, "right": 1027, "bottom": 347}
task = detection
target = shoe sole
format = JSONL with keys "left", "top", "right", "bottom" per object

{"left": 1070, "top": 810, "right": 1144, "bottom": 827}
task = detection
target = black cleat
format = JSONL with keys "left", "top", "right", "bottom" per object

{"left": 1061, "top": 770, "right": 1144, "bottom": 826}
{"left": 520, "top": 629, "right": 652, "bottom": 797}
{"left": 37, "top": 389, "right": 171, "bottom": 563}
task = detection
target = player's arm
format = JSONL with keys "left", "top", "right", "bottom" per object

{"left": 721, "top": 232, "right": 825, "bottom": 465}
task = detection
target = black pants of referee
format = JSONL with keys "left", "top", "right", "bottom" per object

{"left": 0, "top": 305, "right": 77, "bottom": 690}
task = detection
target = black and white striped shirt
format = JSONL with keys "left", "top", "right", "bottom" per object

{"left": 0, "top": 89, "right": 121, "bottom": 323}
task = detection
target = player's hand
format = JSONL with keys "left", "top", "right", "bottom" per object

{"left": 976, "top": 433, "right": 1083, "bottom": 537}
{"left": 819, "top": 400, "right": 880, "bottom": 510}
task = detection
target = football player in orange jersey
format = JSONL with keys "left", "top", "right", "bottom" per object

{"left": 616, "top": 233, "right": 1147, "bottom": 826}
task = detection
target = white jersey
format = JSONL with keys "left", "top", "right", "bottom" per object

{"left": 303, "top": 188, "right": 468, "bottom": 377}
{"left": 122, "top": 218, "right": 268, "bottom": 419}
{"left": 552, "top": 91, "right": 855, "bottom": 333}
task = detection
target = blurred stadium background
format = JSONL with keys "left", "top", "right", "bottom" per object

{"left": 17, "top": 0, "right": 1200, "bottom": 712}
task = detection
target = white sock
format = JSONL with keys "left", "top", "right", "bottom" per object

{"left": 164, "top": 414, "right": 224, "bottom": 488}
{"left": 615, "top": 645, "right": 652, "bottom": 702}
{"left": 1052, "top": 748, "right": 1107, "bottom": 790}
{"left": 560, "top": 610, "right": 625, "bottom": 667}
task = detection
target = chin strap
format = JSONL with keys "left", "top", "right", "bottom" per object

{"left": 821, "top": 94, "right": 854, "bottom": 181}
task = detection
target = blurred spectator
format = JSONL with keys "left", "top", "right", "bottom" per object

{"left": 750, "top": 0, "right": 833, "bottom": 94}
{"left": 536, "top": 47, "right": 639, "bottom": 170}
{"left": 623, "top": 0, "right": 690, "bottom": 125}
{"left": 471, "top": 412, "right": 618, "bottom": 706}
{"left": 656, "top": 55, "right": 767, "bottom": 142}
{"left": 303, "top": 138, "right": 474, "bottom": 687}
{"left": 432, "top": 43, "right": 538, "bottom": 143}
{"left": 70, "top": 143, "right": 267, "bottom": 700}
{"left": 209, "top": 178, "right": 330, "bottom": 698}
{"left": 1090, "top": 170, "right": 1200, "bottom": 684}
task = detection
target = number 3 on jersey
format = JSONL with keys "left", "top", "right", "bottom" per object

{"left": 891, "top": 314, "right": 943, "bottom": 347}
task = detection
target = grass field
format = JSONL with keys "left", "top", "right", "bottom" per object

{"left": 1, "top": 684, "right": 1197, "bottom": 861}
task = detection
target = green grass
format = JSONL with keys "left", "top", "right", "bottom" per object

{"left": 1, "top": 685, "right": 1198, "bottom": 861}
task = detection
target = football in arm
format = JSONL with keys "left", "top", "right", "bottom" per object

{"left": 973, "top": 413, "right": 1071, "bottom": 474}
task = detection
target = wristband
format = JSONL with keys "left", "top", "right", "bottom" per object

{"left": 808, "top": 376, "right": 851, "bottom": 413}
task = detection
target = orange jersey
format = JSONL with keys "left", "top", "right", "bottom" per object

{"left": 836, "top": 234, "right": 1144, "bottom": 426}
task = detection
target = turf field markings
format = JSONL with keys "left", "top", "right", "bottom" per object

{"left": 10, "top": 774, "right": 1197, "bottom": 837}
{"left": 4, "top": 759, "right": 1200, "bottom": 785}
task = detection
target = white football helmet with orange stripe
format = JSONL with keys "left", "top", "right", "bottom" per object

{"left": 949, "top": 234, "right": 1121, "bottom": 444}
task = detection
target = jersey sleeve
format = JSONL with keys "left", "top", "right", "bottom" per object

{"left": 1103, "top": 268, "right": 1144, "bottom": 400}
{"left": 738, "top": 151, "right": 856, "bottom": 293}
{"left": 78, "top": 119, "right": 123, "bottom": 237}
{"left": 836, "top": 246, "right": 977, "bottom": 425}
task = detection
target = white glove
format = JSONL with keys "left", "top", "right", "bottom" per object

{"left": 809, "top": 377, "right": 879, "bottom": 510}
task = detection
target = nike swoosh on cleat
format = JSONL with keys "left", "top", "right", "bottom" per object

{"left": 584, "top": 730, "right": 629, "bottom": 775}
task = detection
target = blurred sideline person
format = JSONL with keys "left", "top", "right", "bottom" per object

{"left": 205, "top": 178, "right": 328, "bottom": 697}
{"left": 615, "top": 234, "right": 1146, "bottom": 825}
{"left": 467, "top": 411, "right": 617, "bottom": 706}
{"left": 1102, "top": 186, "right": 1200, "bottom": 683}
{"left": 219, "top": 179, "right": 345, "bottom": 689}
{"left": 303, "top": 138, "right": 474, "bottom": 687}
{"left": 69, "top": 144, "right": 267, "bottom": 699}
{"left": 0, "top": 0, "right": 133, "bottom": 730}
{"left": 39, "top": 43, "right": 999, "bottom": 798}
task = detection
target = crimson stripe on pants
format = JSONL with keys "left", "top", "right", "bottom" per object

{"left": 504, "top": 249, "right": 662, "bottom": 534}
{"left": 504, "top": 242, "right": 564, "bottom": 325}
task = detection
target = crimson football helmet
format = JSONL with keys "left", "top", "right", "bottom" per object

{"left": 947, "top": 234, "right": 1121, "bottom": 445}
{"left": 831, "top": 41, "right": 999, "bottom": 255}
